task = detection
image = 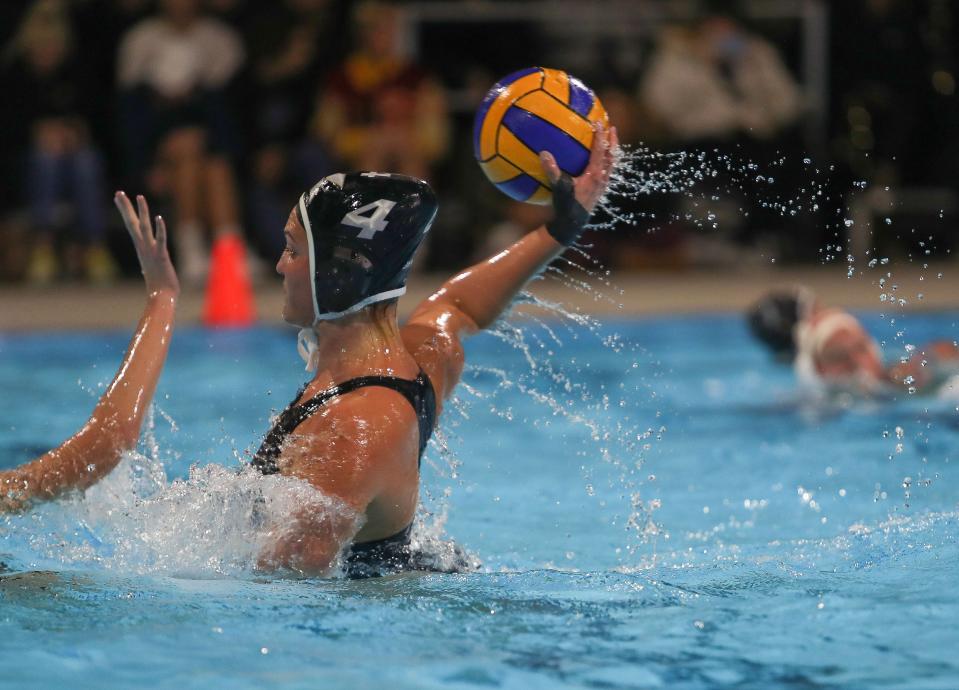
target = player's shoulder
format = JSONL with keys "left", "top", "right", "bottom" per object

{"left": 298, "top": 383, "right": 416, "bottom": 441}
{"left": 403, "top": 313, "right": 469, "bottom": 403}
{"left": 404, "top": 299, "right": 476, "bottom": 350}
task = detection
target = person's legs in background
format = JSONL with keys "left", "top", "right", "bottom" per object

{"left": 66, "top": 145, "right": 117, "bottom": 283}
{"left": 205, "top": 154, "right": 242, "bottom": 240}
{"left": 158, "top": 126, "right": 208, "bottom": 287}
{"left": 26, "top": 145, "right": 63, "bottom": 284}
{"left": 247, "top": 145, "right": 291, "bottom": 260}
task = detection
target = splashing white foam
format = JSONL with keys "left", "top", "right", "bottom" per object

{"left": 3, "top": 450, "right": 359, "bottom": 579}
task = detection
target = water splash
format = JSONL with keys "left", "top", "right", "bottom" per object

{"left": 0, "top": 439, "right": 356, "bottom": 579}
{"left": 422, "top": 270, "right": 669, "bottom": 565}
{"left": 593, "top": 144, "right": 830, "bottom": 241}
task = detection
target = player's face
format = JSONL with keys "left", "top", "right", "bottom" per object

{"left": 161, "top": 0, "right": 200, "bottom": 23}
{"left": 818, "top": 326, "right": 884, "bottom": 382}
{"left": 276, "top": 210, "right": 314, "bottom": 327}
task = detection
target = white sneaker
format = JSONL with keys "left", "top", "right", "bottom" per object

{"left": 176, "top": 224, "right": 208, "bottom": 289}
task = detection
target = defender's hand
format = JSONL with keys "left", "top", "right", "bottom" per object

{"left": 539, "top": 123, "right": 618, "bottom": 245}
{"left": 114, "top": 192, "right": 180, "bottom": 298}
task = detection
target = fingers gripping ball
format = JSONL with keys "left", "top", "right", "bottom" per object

{"left": 473, "top": 67, "right": 609, "bottom": 205}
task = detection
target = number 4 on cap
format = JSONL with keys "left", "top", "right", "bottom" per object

{"left": 341, "top": 199, "right": 397, "bottom": 239}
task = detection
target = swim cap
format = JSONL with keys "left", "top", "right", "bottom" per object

{"left": 296, "top": 172, "right": 437, "bottom": 322}
{"left": 746, "top": 288, "right": 813, "bottom": 360}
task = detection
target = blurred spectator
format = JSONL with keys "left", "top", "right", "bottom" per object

{"left": 640, "top": 15, "right": 802, "bottom": 144}
{"left": 828, "top": 1, "right": 959, "bottom": 262}
{"left": 117, "top": 0, "right": 246, "bottom": 286}
{"left": 0, "top": 3, "right": 31, "bottom": 283}
{"left": 312, "top": 0, "right": 449, "bottom": 180}
{"left": 4, "top": 0, "right": 117, "bottom": 284}
{"left": 639, "top": 11, "right": 804, "bottom": 258}
{"left": 72, "top": 0, "right": 152, "bottom": 180}
{"left": 830, "top": 0, "right": 924, "bottom": 189}
{"left": 241, "top": 0, "right": 343, "bottom": 259}
{"left": 205, "top": 0, "right": 249, "bottom": 29}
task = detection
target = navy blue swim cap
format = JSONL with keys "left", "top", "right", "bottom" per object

{"left": 296, "top": 172, "right": 437, "bottom": 321}
{"left": 746, "top": 288, "right": 812, "bottom": 360}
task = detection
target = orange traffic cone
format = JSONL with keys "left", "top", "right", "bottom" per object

{"left": 203, "top": 234, "right": 256, "bottom": 327}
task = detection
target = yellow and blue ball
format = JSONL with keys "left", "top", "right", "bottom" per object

{"left": 473, "top": 66, "right": 609, "bottom": 205}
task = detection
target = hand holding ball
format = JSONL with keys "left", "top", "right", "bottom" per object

{"left": 473, "top": 67, "right": 610, "bottom": 205}
{"left": 474, "top": 67, "right": 617, "bottom": 245}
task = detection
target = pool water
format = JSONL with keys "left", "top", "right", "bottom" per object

{"left": 1, "top": 312, "right": 957, "bottom": 689}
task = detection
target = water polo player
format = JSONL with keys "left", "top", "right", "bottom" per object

{"left": 748, "top": 287, "right": 959, "bottom": 396}
{"left": 1, "top": 124, "right": 618, "bottom": 577}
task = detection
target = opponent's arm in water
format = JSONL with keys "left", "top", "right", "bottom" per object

{"left": 0, "top": 193, "right": 178, "bottom": 511}
{"left": 403, "top": 124, "right": 618, "bottom": 403}
{"left": 886, "top": 340, "right": 959, "bottom": 391}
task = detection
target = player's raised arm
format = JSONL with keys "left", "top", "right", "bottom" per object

{"left": 421, "top": 123, "right": 615, "bottom": 330}
{"left": 1, "top": 193, "right": 179, "bottom": 511}
{"left": 402, "top": 124, "right": 617, "bottom": 401}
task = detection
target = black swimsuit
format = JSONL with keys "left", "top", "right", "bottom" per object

{"left": 252, "top": 372, "right": 436, "bottom": 474}
{"left": 252, "top": 371, "right": 468, "bottom": 578}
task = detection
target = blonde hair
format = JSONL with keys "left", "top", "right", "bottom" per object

{"left": 367, "top": 298, "right": 400, "bottom": 343}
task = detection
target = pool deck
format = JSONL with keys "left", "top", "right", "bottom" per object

{"left": 0, "top": 263, "right": 955, "bottom": 331}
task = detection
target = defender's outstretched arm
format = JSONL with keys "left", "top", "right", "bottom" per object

{"left": 1, "top": 194, "right": 179, "bottom": 511}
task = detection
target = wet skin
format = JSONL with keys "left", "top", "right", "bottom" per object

{"left": 1, "top": 123, "right": 620, "bottom": 576}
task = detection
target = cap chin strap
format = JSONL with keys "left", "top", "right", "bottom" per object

{"left": 297, "top": 327, "right": 321, "bottom": 372}
{"left": 295, "top": 286, "right": 407, "bottom": 372}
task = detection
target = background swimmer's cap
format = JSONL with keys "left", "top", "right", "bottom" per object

{"left": 296, "top": 172, "right": 437, "bottom": 321}
{"left": 746, "top": 289, "right": 807, "bottom": 360}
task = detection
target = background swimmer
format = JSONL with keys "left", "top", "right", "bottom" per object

{"left": 748, "top": 287, "right": 959, "bottom": 396}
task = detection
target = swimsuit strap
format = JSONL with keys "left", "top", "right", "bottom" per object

{"left": 252, "top": 370, "right": 436, "bottom": 475}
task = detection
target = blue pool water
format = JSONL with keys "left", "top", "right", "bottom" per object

{"left": 1, "top": 312, "right": 957, "bottom": 688}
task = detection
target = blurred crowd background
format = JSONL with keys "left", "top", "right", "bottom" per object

{"left": 0, "top": 0, "right": 957, "bottom": 287}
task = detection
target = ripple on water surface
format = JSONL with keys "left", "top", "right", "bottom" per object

{"left": 1, "top": 317, "right": 958, "bottom": 688}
